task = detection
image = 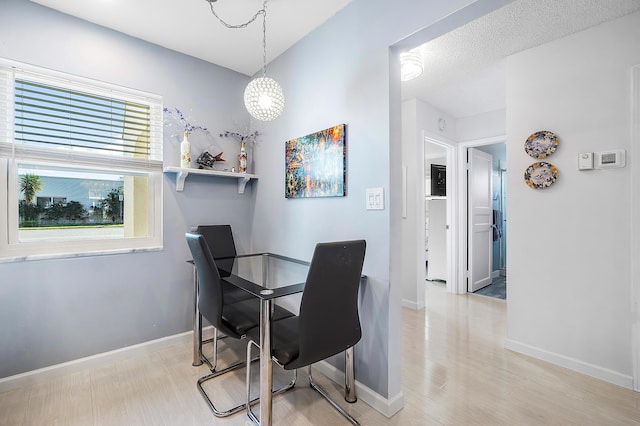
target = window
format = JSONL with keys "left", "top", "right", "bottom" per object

{"left": 0, "top": 59, "right": 163, "bottom": 260}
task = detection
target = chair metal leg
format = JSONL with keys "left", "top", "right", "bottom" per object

{"left": 197, "top": 328, "right": 236, "bottom": 372}
{"left": 345, "top": 346, "right": 357, "bottom": 403}
{"left": 192, "top": 267, "right": 202, "bottom": 367}
{"left": 197, "top": 358, "right": 251, "bottom": 417}
{"left": 308, "top": 366, "right": 360, "bottom": 426}
{"left": 246, "top": 340, "right": 297, "bottom": 425}
{"left": 197, "top": 328, "right": 219, "bottom": 371}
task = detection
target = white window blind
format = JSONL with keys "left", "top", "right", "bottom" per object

{"left": 14, "top": 79, "right": 152, "bottom": 156}
{"left": 0, "top": 62, "right": 162, "bottom": 170}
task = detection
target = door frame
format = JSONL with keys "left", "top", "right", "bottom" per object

{"left": 631, "top": 65, "right": 640, "bottom": 391}
{"left": 422, "top": 132, "right": 457, "bottom": 294}
{"left": 456, "top": 135, "right": 506, "bottom": 294}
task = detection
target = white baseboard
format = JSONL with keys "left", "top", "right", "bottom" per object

{"left": 0, "top": 331, "right": 193, "bottom": 394}
{"left": 505, "top": 338, "right": 634, "bottom": 390}
{"left": 314, "top": 360, "right": 404, "bottom": 418}
{"left": 401, "top": 298, "right": 425, "bottom": 311}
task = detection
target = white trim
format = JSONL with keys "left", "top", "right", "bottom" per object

{"left": 505, "top": 339, "right": 634, "bottom": 390}
{"left": 0, "top": 245, "right": 163, "bottom": 264}
{"left": 314, "top": 360, "right": 404, "bottom": 418}
{"left": 401, "top": 298, "right": 425, "bottom": 310}
{"left": 631, "top": 64, "right": 640, "bottom": 391}
{"left": 456, "top": 135, "right": 507, "bottom": 294}
{"left": 0, "top": 331, "right": 192, "bottom": 394}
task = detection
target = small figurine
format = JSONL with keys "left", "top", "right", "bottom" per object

{"left": 196, "top": 150, "right": 225, "bottom": 169}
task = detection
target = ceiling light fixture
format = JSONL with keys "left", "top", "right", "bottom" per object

{"left": 205, "top": 0, "right": 285, "bottom": 121}
{"left": 400, "top": 48, "right": 424, "bottom": 82}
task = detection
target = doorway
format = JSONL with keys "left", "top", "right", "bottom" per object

{"left": 423, "top": 136, "right": 456, "bottom": 294}
{"left": 460, "top": 139, "right": 507, "bottom": 300}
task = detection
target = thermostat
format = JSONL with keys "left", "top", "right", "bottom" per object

{"left": 596, "top": 149, "right": 625, "bottom": 168}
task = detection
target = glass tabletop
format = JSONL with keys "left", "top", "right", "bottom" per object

{"left": 217, "top": 253, "right": 310, "bottom": 300}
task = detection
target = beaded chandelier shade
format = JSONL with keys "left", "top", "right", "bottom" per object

{"left": 206, "top": 0, "right": 285, "bottom": 121}
{"left": 244, "top": 77, "right": 285, "bottom": 121}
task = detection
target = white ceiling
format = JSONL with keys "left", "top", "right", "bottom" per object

{"left": 29, "top": 0, "right": 355, "bottom": 76}
{"left": 30, "top": 0, "right": 640, "bottom": 119}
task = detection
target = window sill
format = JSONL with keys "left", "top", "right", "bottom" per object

{"left": 0, "top": 245, "right": 163, "bottom": 264}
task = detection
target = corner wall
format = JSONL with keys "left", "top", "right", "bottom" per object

{"left": 247, "top": 0, "right": 500, "bottom": 407}
{"left": 0, "top": 0, "right": 253, "bottom": 379}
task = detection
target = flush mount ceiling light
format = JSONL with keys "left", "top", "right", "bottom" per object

{"left": 205, "top": 0, "right": 285, "bottom": 121}
{"left": 400, "top": 48, "right": 424, "bottom": 82}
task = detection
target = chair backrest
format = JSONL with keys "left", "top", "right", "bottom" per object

{"left": 197, "top": 225, "right": 237, "bottom": 277}
{"left": 296, "top": 240, "right": 366, "bottom": 367}
{"left": 185, "top": 232, "right": 224, "bottom": 330}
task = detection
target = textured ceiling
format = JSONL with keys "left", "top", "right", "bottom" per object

{"left": 403, "top": 0, "right": 640, "bottom": 119}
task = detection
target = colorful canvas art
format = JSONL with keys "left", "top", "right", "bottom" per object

{"left": 285, "top": 124, "right": 346, "bottom": 198}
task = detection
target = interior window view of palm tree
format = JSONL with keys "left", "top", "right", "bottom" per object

{"left": 12, "top": 76, "right": 156, "bottom": 244}
{"left": 18, "top": 167, "right": 129, "bottom": 242}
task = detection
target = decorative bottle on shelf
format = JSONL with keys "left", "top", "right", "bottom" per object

{"left": 180, "top": 132, "right": 191, "bottom": 168}
{"left": 239, "top": 141, "right": 247, "bottom": 173}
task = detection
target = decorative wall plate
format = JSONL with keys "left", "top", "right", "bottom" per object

{"left": 524, "top": 162, "right": 558, "bottom": 189}
{"left": 525, "top": 131, "right": 558, "bottom": 158}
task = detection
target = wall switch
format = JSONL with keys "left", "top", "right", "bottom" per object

{"left": 578, "top": 152, "right": 594, "bottom": 170}
{"left": 366, "top": 187, "right": 384, "bottom": 210}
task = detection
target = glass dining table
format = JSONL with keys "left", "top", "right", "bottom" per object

{"left": 190, "top": 252, "right": 358, "bottom": 426}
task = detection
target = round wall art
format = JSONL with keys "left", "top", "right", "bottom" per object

{"left": 524, "top": 162, "right": 558, "bottom": 189}
{"left": 525, "top": 130, "right": 558, "bottom": 158}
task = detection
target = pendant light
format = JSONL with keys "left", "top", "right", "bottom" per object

{"left": 206, "top": 0, "right": 285, "bottom": 121}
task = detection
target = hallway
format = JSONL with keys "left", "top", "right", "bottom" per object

{"left": 400, "top": 282, "right": 638, "bottom": 424}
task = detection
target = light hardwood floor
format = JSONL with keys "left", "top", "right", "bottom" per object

{"left": 1, "top": 282, "right": 639, "bottom": 425}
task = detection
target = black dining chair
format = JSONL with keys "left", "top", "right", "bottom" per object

{"left": 185, "top": 232, "right": 295, "bottom": 418}
{"left": 196, "top": 224, "right": 241, "bottom": 278}
{"left": 195, "top": 225, "right": 254, "bottom": 371}
{"left": 245, "top": 239, "right": 366, "bottom": 426}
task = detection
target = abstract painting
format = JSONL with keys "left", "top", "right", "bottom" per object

{"left": 285, "top": 124, "right": 346, "bottom": 198}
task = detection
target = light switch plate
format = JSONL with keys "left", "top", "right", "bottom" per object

{"left": 578, "top": 152, "right": 594, "bottom": 170}
{"left": 366, "top": 187, "right": 384, "bottom": 210}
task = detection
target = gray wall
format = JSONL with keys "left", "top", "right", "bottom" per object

{"left": 0, "top": 0, "right": 254, "bottom": 378}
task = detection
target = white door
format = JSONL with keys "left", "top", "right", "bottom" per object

{"left": 468, "top": 148, "right": 493, "bottom": 292}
